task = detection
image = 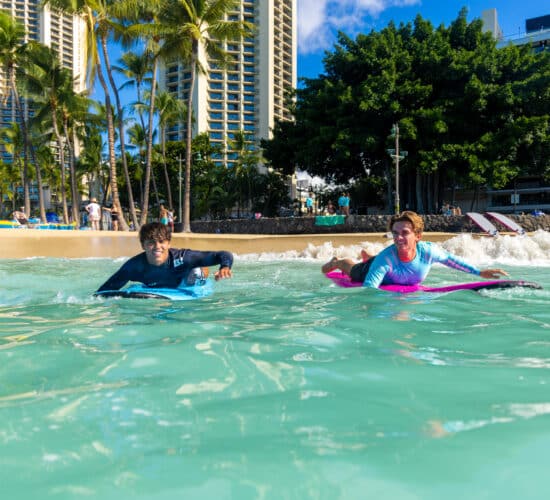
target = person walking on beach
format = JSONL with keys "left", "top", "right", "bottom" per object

{"left": 321, "top": 210, "right": 508, "bottom": 288}
{"left": 96, "top": 222, "right": 233, "bottom": 293}
{"left": 86, "top": 197, "right": 101, "bottom": 230}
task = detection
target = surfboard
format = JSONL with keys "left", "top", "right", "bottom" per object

{"left": 466, "top": 212, "right": 499, "bottom": 236}
{"left": 485, "top": 212, "right": 526, "bottom": 235}
{"left": 325, "top": 271, "right": 542, "bottom": 293}
{"left": 95, "top": 281, "right": 214, "bottom": 300}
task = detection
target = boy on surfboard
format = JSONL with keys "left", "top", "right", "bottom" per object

{"left": 96, "top": 222, "right": 233, "bottom": 293}
{"left": 321, "top": 211, "right": 508, "bottom": 288}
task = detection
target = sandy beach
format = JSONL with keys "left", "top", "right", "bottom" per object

{"left": 2, "top": 229, "right": 461, "bottom": 258}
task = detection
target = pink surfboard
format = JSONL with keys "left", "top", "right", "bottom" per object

{"left": 325, "top": 271, "right": 541, "bottom": 293}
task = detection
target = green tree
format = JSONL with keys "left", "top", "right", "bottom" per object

{"left": 264, "top": 9, "right": 550, "bottom": 213}
{"left": 44, "top": 0, "right": 129, "bottom": 229}
{"left": 0, "top": 11, "right": 47, "bottom": 221}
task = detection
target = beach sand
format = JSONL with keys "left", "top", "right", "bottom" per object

{"left": 2, "top": 230, "right": 460, "bottom": 259}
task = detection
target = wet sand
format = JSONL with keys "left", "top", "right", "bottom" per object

{"left": 2, "top": 230, "right": 460, "bottom": 259}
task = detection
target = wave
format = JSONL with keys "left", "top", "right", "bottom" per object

{"left": 236, "top": 230, "right": 550, "bottom": 267}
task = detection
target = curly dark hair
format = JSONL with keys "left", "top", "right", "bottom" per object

{"left": 139, "top": 222, "right": 172, "bottom": 245}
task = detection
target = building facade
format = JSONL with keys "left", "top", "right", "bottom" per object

{"left": 0, "top": 0, "right": 87, "bottom": 163}
{"left": 482, "top": 8, "right": 550, "bottom": 53}
{"left": 158, "top": 0, "right": 297, "bottom": 170}
{"left": 479, "top": 9, "right": 550, "bottom": 214}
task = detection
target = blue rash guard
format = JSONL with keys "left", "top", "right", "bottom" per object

{"left": 96, "top": 248, "right": 233, "bottom": 292}
{"left": 363, "top": 240, "right": 480, "bottom": 289}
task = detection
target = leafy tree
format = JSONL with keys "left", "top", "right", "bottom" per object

{"left": 264, "top": 9, "right": 550, "bottom": 213}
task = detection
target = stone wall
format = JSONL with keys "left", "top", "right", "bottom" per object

{"left": 188, "top": 214, "right": 550, "bottom": 235}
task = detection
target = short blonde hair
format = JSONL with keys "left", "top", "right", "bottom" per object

{"left": 388, "top": 211, "right": 424, "bottom": 234}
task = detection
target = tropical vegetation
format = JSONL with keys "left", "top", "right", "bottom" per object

{"left": 263, "top": 8, "right": 550, "bottom": 213}
{"left": 0, "top": 1, "right": 287, "bottom": 229}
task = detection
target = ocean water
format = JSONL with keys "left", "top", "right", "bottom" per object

{"left": 1, "top": 232, "right": 550, "bottom": 499}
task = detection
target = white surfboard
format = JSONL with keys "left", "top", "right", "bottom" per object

{"left": 466, "top": 212, "right": 498, "bottom": 236}
{"left": 485, "top": 212, "right": 526, "bottom": 235}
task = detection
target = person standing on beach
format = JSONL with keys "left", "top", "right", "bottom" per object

{"left": 102, "top": 205, "right": 120, "bottom": 231}
{"left": 159, "top": 204, "right": 169, "bottom": 226}
{"left": 322, "top": 210, "right": 508, "bottom": 287}
{"left": 338, "top": 193, "right": 350, "bottom": 215}
{"left": 96, "top": 222, "right": 233, "bottom": 292}
{"left": 86, "top": 197, "right": 101, "bottom": 230}
{"left": 305, "top": 193, "right": 314, "bottom": 215}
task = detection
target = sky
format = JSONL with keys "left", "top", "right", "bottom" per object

{"left": 297, "top": 0, "right": 548, "bottom": 79}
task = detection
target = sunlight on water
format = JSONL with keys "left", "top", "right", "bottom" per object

{"left": 1, "top": 232, "right": 550, "bottom": 499}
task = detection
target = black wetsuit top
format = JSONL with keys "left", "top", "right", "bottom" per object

{"left": 96, "top": 248, "right": 233, "bottom": 292}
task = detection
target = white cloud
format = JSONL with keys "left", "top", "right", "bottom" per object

{"left": 298, "top": 0, "right": 421, "bottom": 54}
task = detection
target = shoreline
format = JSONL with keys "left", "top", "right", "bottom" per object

{"left": 0, "top": 230, "right": 464, "bottom": 259}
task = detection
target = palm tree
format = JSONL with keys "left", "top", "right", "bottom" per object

{"left": 158, "top": 0, "right": 253, "bottom": 231}
{"left": 59, "top": 87, "right": 95, "bottom": 225}
{"left": 44, "top": 0, "right": 128, "bottom": 230}
{"left": 155, "top": 90, "right": 186, "bottom": 210}
{"left": 0, "top": 123, "right": 24, "bottom": 213}
{"left": 23, "top": 44, "right": 76, "bottom": 222}
{"left": 114, "top": 51, "right": 153, "bottom": 135}
{"left": 0, "top": 11, "right": 47, "bottom": 221}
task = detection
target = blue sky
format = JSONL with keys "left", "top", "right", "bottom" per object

{"left": 297, "top": 0, "right": 548, "bottom": 79}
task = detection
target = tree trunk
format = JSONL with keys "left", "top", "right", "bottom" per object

{"left": 140, "top": 56, "right": 159, "bottom": 226}
{"left": 63, "top": 117, "right": 79, "bottom": 225}
{"left": 9, "top": 70, "right": 46, "bottom": 222}
{"left": 101, "top": 37, "right": 135, "bottom": 231}
{"left": 183, "top": 45, "right": 198, "bottom": 233}
{"left": 96, "top": 39, "right": 124, "bottom": 230}
{"left": 415, "top": 168, "right": 424, "bottom": 214}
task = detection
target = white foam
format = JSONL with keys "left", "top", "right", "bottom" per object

{"left": 236, "top": 230, "right": 550, "bottom": 267}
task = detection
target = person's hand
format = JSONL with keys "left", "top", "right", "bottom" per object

{"left": 479, "top": 268, "right": 509, "bottom": 279}
{"left": 215, "top": 267, "right": 232, "bottom": 281}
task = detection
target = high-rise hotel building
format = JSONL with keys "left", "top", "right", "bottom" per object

{"left": 0, "top": 0, "right": 87, "bottom": 162}
{"left": 159, "top": 0, "right": 297, "bottom": 168}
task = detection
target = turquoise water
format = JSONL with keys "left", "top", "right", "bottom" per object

{"left": 1, "top": 232, "right": 550, "bottom": 499}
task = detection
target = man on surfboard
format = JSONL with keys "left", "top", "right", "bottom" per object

{"left": 96, "top": 222, "right": 233, "bottom": 293}
{"left": 322, "top": 211, "right": 508, "bottom": 288}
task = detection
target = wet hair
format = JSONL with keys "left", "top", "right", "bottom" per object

{"left": 388, "top": 211, "right": 424, "bottom": 234}
{"left": 139, "top": 222, "right": 172, "bottom": 245}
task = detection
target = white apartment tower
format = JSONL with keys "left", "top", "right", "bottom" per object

{"left": 0, "top": 0, "right": 87, "bottom": 161}
{"left": 159, "top": 0, "right": 297, "bottom": 168}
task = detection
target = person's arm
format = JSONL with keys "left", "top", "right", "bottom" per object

{"left": 179, "top": 249, "right": 234, "bottom": 280}
{"left": 96, "top": 259, "right": 135, "bottom": 292}
{"left": 431, "top": 244, "right": 509, "bottom": 279}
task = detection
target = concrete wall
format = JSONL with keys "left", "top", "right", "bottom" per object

{"left": 190, "top": 214, "right": 550, "bottom": 235}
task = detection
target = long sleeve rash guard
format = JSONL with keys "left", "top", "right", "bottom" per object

{"left": 97, "top": 248, "right": 233, "bottom": 292}
{"left": 363, "top": 240, "right": 480, "bottom": 288}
